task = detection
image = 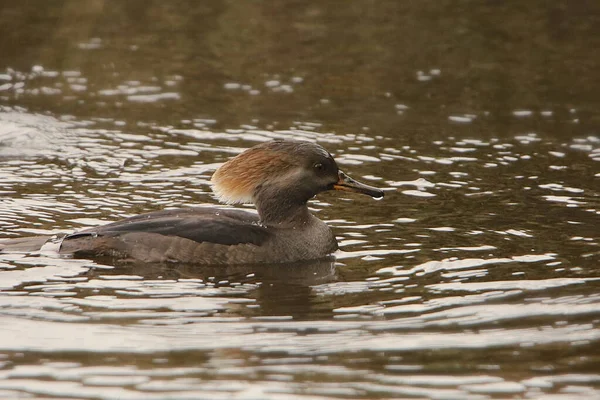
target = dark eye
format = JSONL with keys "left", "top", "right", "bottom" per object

{"left": 313, "top": 163, "right": 324, "bottom": 172}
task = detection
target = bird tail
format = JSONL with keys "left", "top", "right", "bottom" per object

{"left": 0, "top": 236, "right": 50, "bottom": 253}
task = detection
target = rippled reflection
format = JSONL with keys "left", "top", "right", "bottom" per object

{"left": 1, "top": 107, "right": 598, "bottom": 398}
{"left": 1, "top": 0, "right": 600, "bottom": 399}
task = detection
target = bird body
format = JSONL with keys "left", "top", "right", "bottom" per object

{"left": 2, "top": 140, "right": 383, "bottom": 265}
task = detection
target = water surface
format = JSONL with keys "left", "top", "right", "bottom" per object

{"left": 0, "top": 1, "right": 599, "bottom": 399}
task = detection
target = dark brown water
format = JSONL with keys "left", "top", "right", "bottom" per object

{"left": 0, "top": 1, "right": 599, "bottom": 399}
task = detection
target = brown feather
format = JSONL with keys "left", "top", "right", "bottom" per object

{"left": 211, "top": 145, "right": 294, "bottom": 204}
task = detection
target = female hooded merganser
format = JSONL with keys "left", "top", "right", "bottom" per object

{"left": 5, "top": 140, "right": 384, "bottom": 264}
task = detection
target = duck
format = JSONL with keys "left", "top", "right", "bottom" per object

{"left": 3, "top": 140, "right": 384, "bottom": 264}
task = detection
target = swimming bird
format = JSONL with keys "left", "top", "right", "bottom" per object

{"left": 2, "top": 140, "right": 384, "bottom": 264}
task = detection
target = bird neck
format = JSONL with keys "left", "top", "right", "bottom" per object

{"left": 253, "top": 186, "right": 312, "bottom": 227}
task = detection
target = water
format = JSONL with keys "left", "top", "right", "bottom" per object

{"left": 1, "top": 1, "right": 599, "bottom": 399}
